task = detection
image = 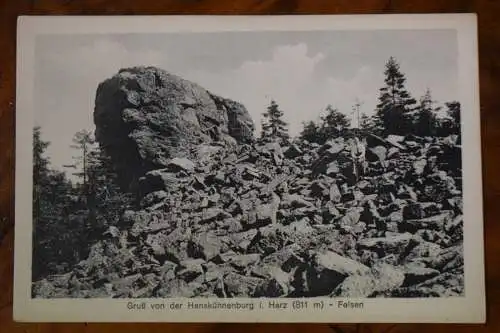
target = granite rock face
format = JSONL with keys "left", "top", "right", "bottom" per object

{"left": 93, "top": 66, "right": 254, "bottom": 188}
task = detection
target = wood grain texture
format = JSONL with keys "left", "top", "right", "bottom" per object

{"left": 0, "top": 0, "right": 498, "bottom": 331}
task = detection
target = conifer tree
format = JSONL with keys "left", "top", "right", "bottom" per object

{"left": 33, "top": 127, "right": 75, "bottom": 280}
{"left": 415, "top": 89, "right": 440, "bottom": 137}
{"left": 87, "top": 147, "right": 134, "bottom": 232}
{"left": 67, "top": 129, "right": 133, "bottom": 238}
{"left": 299, "top": 120, "right": 321, "bottom": 143}
{"left": 68, "top": 129, "right": 95, "bottom": 192}
{"left": 33, "top": 126, "right": 50, "bottom": 183}
{"left": 446, "top": 101, "right": 461, "bottom": 135}
{"left": 359, "top": 113, "right": 375, "bottom": 132}
{"left": 261, "top": 100, "right": 289, "bottom": 142}
{"left": 32, "top": 127, "right": 134, "bottom": 281}
{"left": 319, "top": 105, "right": 351, "bottom": 140}
{"left": 374, "top": 57, "right": 417, "bottom": 135}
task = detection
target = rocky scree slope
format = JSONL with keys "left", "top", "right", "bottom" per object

{"left": 33, "top": 135, "right": 464, "bottom": 298}
{"left": 33, "top": 68, "right": 464, "bottom": 299}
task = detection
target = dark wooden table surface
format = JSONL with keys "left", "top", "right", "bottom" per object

{"left": 1, "top": 0, "right": 499, "bottom": 332}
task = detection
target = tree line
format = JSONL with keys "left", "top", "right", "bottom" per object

{"left": 32, "top": 127, "right": 134, "bottom": 281}
{"left": 259, "top": 56, "right": 461, "bottom": 144}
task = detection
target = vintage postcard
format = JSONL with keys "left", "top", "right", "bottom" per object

{"left": 14, "top": 14, "right": 485, "bottom": 322}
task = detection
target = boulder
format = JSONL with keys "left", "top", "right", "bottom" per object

{"left": 281, "top": 194, "right": 315, "bottom": 210}
{"left": 227, "top": 254, "right": 261, "bottom": 270}
{"left": 360, "top": 199, "right": 382, "bottom": 226}
{"left": 166, "top": 157, "right": 195, "bottom": 173}
{"left": 413, "top": 159, "right": 427, "bottom": 175}
{"left": 399, "top": 211, "right": 453, "bottom": 233}
{"left": 187, "top": 232, "right": 226, "bottom": 261}
{"left": 403, "top": 202, "right": 426, "bottom": 220}
{"left": 102, "top": 226, "right": 120, "bottom": 239}
{"left": 332, "top": 263, "right": 405, "bottom": 297}
{"left": 320, "top": 139, "right": 345, "bottom": 156}
{"left": 405, "top": 240, "right": 442, "bottom": 262}
{"left": 32, "top": 274, "right": 72, "bottom": 298}
{"left": 244, "top": 195, "right": 280, "bottom": 229}
{"left": 329, "top": 184, "right": 342, "bottom": 203}
{"left": 402, "top": 265, "right": 441, "bottom": 286}
{"left": 177, "top": 259, "right": 205, "bottom": 282}
{"left": 228, "top": 229, "right": 259, "bottom": 252}
{"left": 389, "top": 271, "right": 464, "bottom": 297}
{"left": 130, "top": 210, "right": 176, "bottom": 236}
{"left": 313, "top": 250, "right": 370, "bottom": 276}
{"left": 201, "top": 208, "right": 230, "bottom": 224}
{"left": 423, "top": 244, "right": 463, "bottom": 271}
{"left": 386, "top": 134, "right": 405, "bottom": 144}
{"left": 385, "top": 135, "right": 406, "bottom": 150}
{"left": 212, "top": 250, "right": 239, "bottom": 264}
{"left": 356, "top": 180, "right": 376, "bottom": 195}
{"left": 255, "top": 203, "right": 278, "bottom": 226}
{"left": 326, "top": 161, "right": 341, "bottom": 176}
{"left": 140, "top": 190, "right": 169, "bottom": 208}
{"left": 262, "top": 141, "right": 284, "bottom": 157}
{"left": 387, "top": 147, "right": 400, "bottom": 159}
{"left": 223, "top": 272, "right": 264, "bottom": 297}
{"left": 312, "top": 141, "right": 345, "bottom": 174}
{"left": 339, "top": 207, "right": 363, "bottom": 227}
{"left": 145, "top": 228, "right": 191, "bottom": 263}
{"left": 367, "top": 146, "right": 387, "bottom": 163}
{"left": 154, "top": 279, "right": 205, "bottom": 297}
{"left": 309, "top": 180, "right": 329, "bottom": 198}
{"left": 247, "top": 225, "right": 286, "bottom": 255}
{"left": 304, "top": 250, "right": 370, "bottom": 296}
{"left": 156, "top": 261, "right": 178, "bottom": 282}
{"left": 252, "top": 244, "right": 304, "bottom": 277}
{"left": 254, "top": 267, "right": 291, "bottom": 297}
{"left": 357, "top": 233, "right": 418, "bottom": 258}
{"left": 110, "top": 274, "right": 146, "bottom": 295}
{"left": 139, "top": 170, "right": 183, "bottom": 194}
{"left": 286, "top": 218, "right": 315, "bottom": 235}
{"left": 322, "top": 202, "right": 341, "bottom": 222}
{"left": 284, "top": 144, "right": 303, "bottom": 158}
{"left": 204, "top": 262, "right": 235, "bottom": 282}
{"left": 366, "top": 133, "right": 404, "bottom": 150}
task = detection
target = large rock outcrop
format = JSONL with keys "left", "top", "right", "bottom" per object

{"left": 94, "top": 66, "right": 254, "bottom": 188}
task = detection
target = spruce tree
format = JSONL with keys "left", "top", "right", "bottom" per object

{"left": 32, "top": 127, "right": 133, "bottom": 281}
{"left": 33, "top": 126, "right": 50, "bottom": 240}
{"left": 87, "top": 147, "right": 134, "bottom": 233}
{"left": 261, "top": 100, "right": 289, "bottom": 143}
{"left": 415, "top": 89, "right": 440, "bottom": 137}
{"left": 374, "top": 57, "right": 417, "bottom": 135}
{"left": 446, "top": 101, "right": 461, "bottom": 135}
{"left": 68, "top": 129, "right": 95, "bottom": 192}
{"left": 299, "top": 120, "right": 321, "bottom": 144}
{"left": 33, "top": 127, "right": 76, "bottom": 280}
{"left": 319, "top": 105, "right": 350, "bottom": 141}
{"left": 68, "top": 129, "right": 134, "bottom": 239}
{"left": 360, "top": 113, "right": 375, "bottom": 132}
{"left": 33, "top": 126, "right": 50, "bottom": 184}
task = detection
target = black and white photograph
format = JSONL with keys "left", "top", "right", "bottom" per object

{"left": 14, "top": 15, "right": 485, "bottom": 322}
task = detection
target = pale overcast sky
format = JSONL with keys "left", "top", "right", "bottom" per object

{"left": 34, "top": 29, "right": 458, "bottom": 172}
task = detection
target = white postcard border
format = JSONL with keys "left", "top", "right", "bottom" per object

{"left": 14, "top": 14, "right": 485, "bottom": 323}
